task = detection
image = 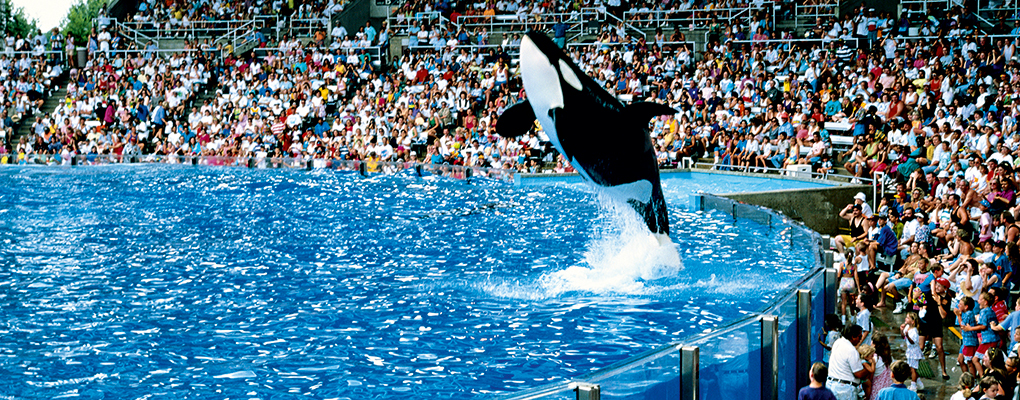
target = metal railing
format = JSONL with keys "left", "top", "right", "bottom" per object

{"left": 728, "top": 37, "right": 859, "bottom": 53}
{"left": 899, "top": 0, "right": 953, "bottom": 21}
{"left": 566, "top": 40, "right": 695, "bottom": 51}
{"left": 455, "top": 10, "right": 597, "bottom": 34}
{"left": 794, "top": 4, "right": 838, "bottom": 29}
{"left": 622, "top": 7, "right": 752, "bottom": 31}
{"left": 978, "top": 0, "right": 1020, "bottom": 21}
{"left": 2, "top": 153, "right": 517, "bottom": 183}
{"left": 691, "top": 161, "right": 875, "bottom": 186}
{"left": 0, "top": 49, "right": 67, "bottom": 64}
{"left": 501, "top": 192, "right": 830, "bottom": 400}
{"left": 116, "top": 19, "right": 161, "bottom": 47}
{"left": 289, "top": 17, "right": 330, "bottom": 38}
{"left": 602, "top": 9, "right": 647, "bottom": 39}
{"left": 118, "top": 18, "right": 262, "bottom": 40}
{"left": 389, "top": 11, "right": 449, "bottom": 33}
{"left": 215, "top": 20, "right": 264, "bottom": 55}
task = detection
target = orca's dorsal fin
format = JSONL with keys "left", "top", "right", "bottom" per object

{"left": 496, "top": 100, "right": 536, "bottom": 138}
{"left": 622, "top": 102, "right": 678, "bottom": 126}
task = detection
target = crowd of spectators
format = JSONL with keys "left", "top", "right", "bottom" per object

{"left": 0, "top": 28, "right": 69, "bottom": 161}
{"left": 120, "top": 0, "right": 347, "bottom": 38}
{"left": 6, "top": 1, "right": 1020, "bottom": 183}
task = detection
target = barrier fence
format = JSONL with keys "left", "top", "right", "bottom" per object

{"left": 500, "top": 192, "right": 832, "bottom": 400}
{"left": 2, "top": 153, "right": 516, "bottom": 183}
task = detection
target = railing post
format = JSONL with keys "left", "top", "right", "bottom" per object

{"left": 824, "top": 259, "right": 836, "bottom": 315}
{"left": 761, "top": 315, "right": 778, "bottom": 400}
{"left": 680, "top": 346, "right": 699, "bottom": 400}
{"left": 575, "top": 383, "right": 600, "bottom": 400}
{"left": 796, "top": 289, "right": 812, "bottom": 392}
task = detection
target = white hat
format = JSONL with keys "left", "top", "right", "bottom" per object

{"left": 854, "top": 192, "right": 866, "bottom": 201}
{"left": 938, "top": 171, "right": 949, "bottom": 178}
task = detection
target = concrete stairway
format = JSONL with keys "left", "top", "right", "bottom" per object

{"left": 11, "top": 76, "right": 68, "bottom": 147}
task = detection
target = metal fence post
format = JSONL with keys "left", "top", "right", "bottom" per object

{"left": 761, "top": 315, "right": 778, "bottom": 400}
{"left": 824, "top": 266, "right": 837, "bottom": 315}
{"left": 681, "top": 346, "right": 699, "bottom": 400}
{"left": 575, "top": 383, "right": 600, "bottom": 400}
{"left": 797, "top": 289, "right": 812, "bottom": 392}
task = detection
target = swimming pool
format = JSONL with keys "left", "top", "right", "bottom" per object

{"left": 0, "top": 166, "right": 820, "bottom": 398}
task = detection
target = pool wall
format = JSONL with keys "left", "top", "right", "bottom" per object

{"left": 503, "top": 180, "right": 840, "bottom": 400}
{"left": 716, "top": 185, "right": 869, "bottom": 235}
{"left": 519, "top": 168, "right": 872, "bottom": 236}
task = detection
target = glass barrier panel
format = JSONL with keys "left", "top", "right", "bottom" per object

{"left": 688, "top": 317, "right": 762, "bottom": 400}
{"left": 580, "top": 344, "right": 681, "bottom": 399}
{"left": 734, "top": 203, "right": 772, "bottom": 227}
{"left": 773, "top": 292, "right": 799, "bottom": 400}
{"left": 807, "top": 271, "right": 827, "bottom": 365}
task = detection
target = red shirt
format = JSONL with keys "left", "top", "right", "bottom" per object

{"left": 994, "top": 300, "right": 1008, "bottom": 323}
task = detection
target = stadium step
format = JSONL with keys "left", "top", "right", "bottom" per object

{"left": 11, "top": 74, "right": 68, "bottom": 148}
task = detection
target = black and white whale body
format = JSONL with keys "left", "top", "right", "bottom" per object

{"left": 498, "top": 31, "right": 676, "bottom": 237}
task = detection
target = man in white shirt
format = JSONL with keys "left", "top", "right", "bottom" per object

{"left": 827, "top": 325, "right": 870, "bottom": 400}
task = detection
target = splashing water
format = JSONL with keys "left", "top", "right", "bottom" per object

{"left": 538, "top": 188, "right": 683, "bottom": 295}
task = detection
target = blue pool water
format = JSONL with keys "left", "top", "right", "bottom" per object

{"left": 0, "top": 166, "right": 818, "bottom": 398}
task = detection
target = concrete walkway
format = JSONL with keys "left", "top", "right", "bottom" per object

{"left": 869, "top": 302, "right": 963, "bottom": 399}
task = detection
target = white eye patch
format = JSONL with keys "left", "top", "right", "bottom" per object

{"left": 558, "top": 59, "right": 582, "bottom": 91}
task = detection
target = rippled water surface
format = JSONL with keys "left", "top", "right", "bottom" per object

{"left": 0, "top": 166, "right": 817, "bottom": 399}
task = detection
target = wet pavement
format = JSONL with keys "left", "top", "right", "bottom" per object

{"left": 866, "top": 299, "right": 963, "bottom": 399}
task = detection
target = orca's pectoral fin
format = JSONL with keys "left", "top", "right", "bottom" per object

{"left": 496, "top": 100, "right": 536, "bottom": 138}
{"left": 622, "top": 102, "right": 678, "bottom": 126}
{"left": 620, "top": 101, "right": 677, "bottom": 128}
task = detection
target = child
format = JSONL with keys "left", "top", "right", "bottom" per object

{"left": 838, "top": 248, "right": 858, "bottom": 319}
{"left": 955, "top": 296, "right": 978, "bottom": 376}
{"left": 857, "top": 344, "right": 876, "bottom": 399}
{"left": 819, "top": 313, "right": 843, "bottom": 364}
{"left": 797, "top": 362, "right": 837, "bottom": 400}
{"left": 948, "top": 373, "right": 975, "bottom": 400}
{"left": 818, "top": 153, "right": 833, "bottom": 177}
{"left": 971, "top": 292, "right": 1001, "bottom": 376}
{"left": 856, "top": 295, "right": 874, "bottom": 346}
{"left": 901, "top": 311, "right": 922, "bottom": 391}
{"left": 871, "top": 335, "right": 895, "bottom": 395}
{"left": 875, "top": 360, "right": 920, "bottom": 399}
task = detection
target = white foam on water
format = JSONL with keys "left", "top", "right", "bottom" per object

{"left": 213, "top": 371, "right": 256, "bottom": 379}
{"left": 537, "top": 190, "right": 683, "bottom": 296}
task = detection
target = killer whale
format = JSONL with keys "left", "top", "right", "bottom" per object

{"left": 497, "top": 31, "right": 675, "bottom": 236}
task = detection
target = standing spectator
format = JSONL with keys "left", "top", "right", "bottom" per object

{"left": 828, "top": 324, "right": 871, "bottom": 400}
{"left": 914, "top": 265, "right": 951, "bottom": 380}
{"left": 552, "top": 18, "right": 568, "bottom": 49}
{"left": 900, "top": 312, "right": 922, "bottom": 391}
{"left": 874, "top": 361, "right": 919, "bottom": 400}
{"left": 799, "top": 362, "right": 837, "bottom": 400}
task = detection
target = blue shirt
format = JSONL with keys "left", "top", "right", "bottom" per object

{"left": 798, "top": 386, "right": 836, "bottom": 400}
{"left": 999, "top": 311, "right": 1020, "bottom": 350}
{"left": 960, "top": 309, "right": 979, "bottom": 346}
{"left": 152, "top": 106, "right": 166, "bottom": 126}
{"left": 992, "top": 253, "right": 1012, "bottom": 285}
{"left": 979, "top": 307, "right": 999, "bottom": 344}
{"left": 876, "top": 225, "right": 897, "bottom": 255}
{"left": 876, "top": 383, "right": 919, "bottom": 400}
